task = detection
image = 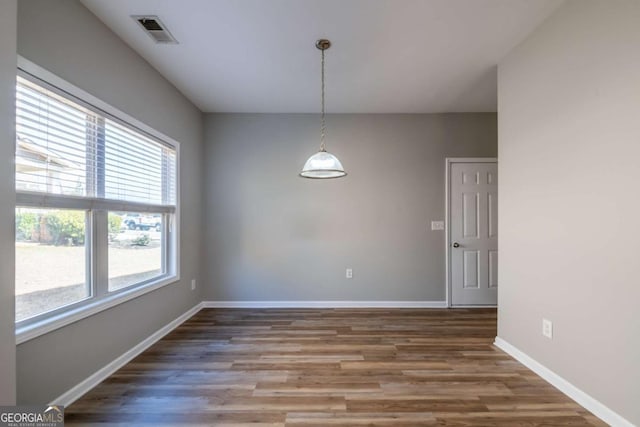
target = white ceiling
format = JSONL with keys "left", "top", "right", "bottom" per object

{"left": 80, "top": 0, "right": 562, "bottom": 113}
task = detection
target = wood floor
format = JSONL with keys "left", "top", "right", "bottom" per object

{"left": 66, "top": 308, "right": 604, "bottom": 426}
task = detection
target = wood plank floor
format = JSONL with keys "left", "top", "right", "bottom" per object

{"left": 66, "top": 308, "right": 605, "bottom": 426}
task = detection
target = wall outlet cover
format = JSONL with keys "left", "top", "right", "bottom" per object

{"left": 542, "top": 318, "right": 553, "bottom": 339}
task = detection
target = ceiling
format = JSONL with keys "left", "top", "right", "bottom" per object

{"left": 80, "top": 0, "right": 562, "bottom": 113}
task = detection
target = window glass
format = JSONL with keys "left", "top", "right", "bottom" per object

{"left": 15, "top": 207, "right": 89, "bottom": 321}
{"left": 108, "top": 211, "right": 164, "bottom": 292}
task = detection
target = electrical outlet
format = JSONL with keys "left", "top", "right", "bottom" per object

{"left": 346, "top": 268, "right": 353, "bottom": 279}
{"left": 542, "top": 319, "right": 553, "bottom": 339}
{"left": 191, "top": 279, "right": 196, "bottom": 291}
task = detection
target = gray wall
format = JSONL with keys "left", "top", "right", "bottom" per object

{"left": 0, "top": 0, "right": 17, "bottom": 406}
{"left": 203, "top": 114, "right": 496, "bottom": 301}
{"left": 16, "top": 0, "right": 204, "bottom": 403}
{"left": 498, "top": 0, "right": 640, "bottom": 424}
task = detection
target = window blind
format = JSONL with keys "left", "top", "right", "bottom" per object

{"left": 15, "top": 75, "right": 177, "bottom": 207}
{"left": 104, "top": 119, "right": 176, "bottom": 205}
{"left": 16, "top": 76, "right": 91, "bottom": 196}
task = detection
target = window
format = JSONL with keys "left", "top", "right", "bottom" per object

{"left": 15, "top": 61, "right": 179, "bottom": 339}
{"left": 108, "top": 211, "right": 164, "bottom": 292}
{"left": 16, "top": 208, "right": 90, "bottom": 322}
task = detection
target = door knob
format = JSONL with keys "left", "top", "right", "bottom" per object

{"left": 452, "top": 242, "right": 460, "bottom": 248}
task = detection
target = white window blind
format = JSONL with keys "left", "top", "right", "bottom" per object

{"left": 104, "top": 119, "right": 177, "bottom": 205}
{"left": 16, "top": 74, "right": 177, "bottom": 209}
{"left": 16, "top": 76, "right": 91, "bottom": 196}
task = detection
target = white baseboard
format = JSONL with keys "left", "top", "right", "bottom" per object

{"left": 494, "top": 337, "right": 634, "bottom": 427}
{"left": 51, "top": 302, "right": 203, "bottom": 407}
{"left": 202, "top": 300, "right": 448, "bottom": 308}
{"left": 451, "top": 305, "right": 497, "bottom": 308}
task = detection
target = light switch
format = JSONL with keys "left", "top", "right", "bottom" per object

{"left": 431, "top": 221, "right": 445, "bottom": 231}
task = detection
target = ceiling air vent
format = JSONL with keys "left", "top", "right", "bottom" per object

{"left": 132, "top": 16, "right": 178, "bottom": 44}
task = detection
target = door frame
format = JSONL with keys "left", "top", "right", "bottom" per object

{"left": 445, "top": 158, "right": 498, "bottom": 308}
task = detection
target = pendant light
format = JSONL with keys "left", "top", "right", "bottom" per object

{"left": 299, "top": 39, "right": 347, "bottom": 179}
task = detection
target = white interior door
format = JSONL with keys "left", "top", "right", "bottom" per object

{"left": 449, "top": 160, "right": 498, "bottom": 306}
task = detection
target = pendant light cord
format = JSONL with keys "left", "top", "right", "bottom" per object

{"left": 320, "top": 47, "right": 326, "bottom": 152}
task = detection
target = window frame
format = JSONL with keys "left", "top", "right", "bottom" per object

{"left": 15, "top": 56, "right": 181, "bottom": 344}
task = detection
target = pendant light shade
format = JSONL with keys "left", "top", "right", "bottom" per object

{"left": 300, "top": 149, "right": 346, "bottom": 179}
{"left": 300, "top": 39, "right": 346, "bottom": 179}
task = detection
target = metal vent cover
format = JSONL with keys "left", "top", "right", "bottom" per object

{"left": 132, "top": 15, "right": 178, "bottom": 44}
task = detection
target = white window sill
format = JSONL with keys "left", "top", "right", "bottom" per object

{"left": 16, "top": 275, "right": 180, "bottom": 345}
